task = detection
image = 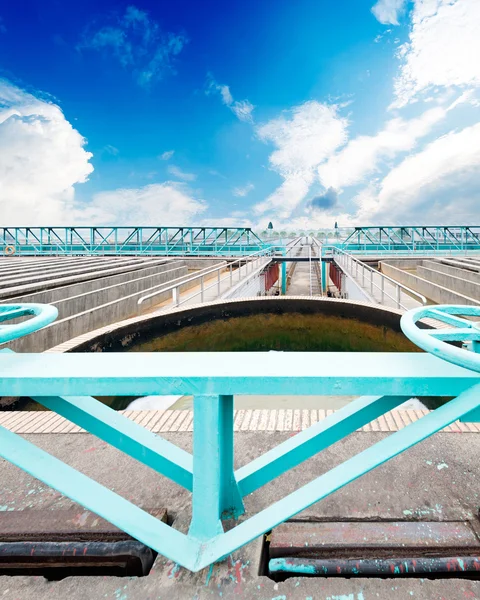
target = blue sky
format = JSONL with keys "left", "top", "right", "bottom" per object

{"left": 0, "top": 0, "right": 479, "bottom": 229}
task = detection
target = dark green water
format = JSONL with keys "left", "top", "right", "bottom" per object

{"left": 11, "top": 312, "right": 447, "bottom": 411}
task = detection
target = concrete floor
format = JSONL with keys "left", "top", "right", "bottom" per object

{"left": 1, "top": 429, "right": 479, "bottom": 598}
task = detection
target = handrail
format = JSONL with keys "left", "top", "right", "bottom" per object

{"left": 137, "top": 248, "right": 273, "bottom": 307}
{"left": 322, "top": 245, "right": 427, "bottom": 309}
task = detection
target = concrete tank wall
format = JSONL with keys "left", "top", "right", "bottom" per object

{"left": 381, "top": 262, "right": 480, "bottom": 306}
{"left": 1, "top": 261, "right": 185, "bottom": 306}
{"left": 378, "top": 258, "right": 425, "bottom": 270}
{"left": 5, "top": 268, "right": 203, "bottom": 353}
{"left": 0, "top": 258, "right": 175, "bottom": 299}
{"left": 422, "top": 260, "right": 480, "bottom": 285}
{"left": 47, "top": 296, "right": 412, "bottom": 355}
{"left": 417, "top": 266, "right": 480, "bottom": 300}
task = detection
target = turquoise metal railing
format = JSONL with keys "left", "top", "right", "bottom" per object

{"left": 0, "top": 226, "right": 266, "bottom": 256}
{"left": 339, "top": 226, "right": 480, "bottom": 253}
{"left": 3, "top": 225, "right": 480, "bottom": 256}
{"left": 0, "top": 303, "right": 479, "bottom": 571}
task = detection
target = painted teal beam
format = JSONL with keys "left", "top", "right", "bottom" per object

{"left": 0, "top": 424, "right": 200, "bottom": 570}
{"left": 196, "top": 382, "right": 480, "bottom": 571}
{"left": 236, "top": 395, "right": 410, "bottom": 496}
{"left": 0, "top": 349, "right": 193, "bottom": 487}
{"left": 321, "top": 259, "right": 327, "bottom": 292}
{"left": 32, "top": 394, "right": 193, "bottom": 490}
{"left": 0, "top": 352, "right": 479, "bottom": 397}
{"left": 189, "top": 395, "right": 244, "bottom": 540}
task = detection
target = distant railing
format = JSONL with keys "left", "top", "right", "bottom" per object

{"left": 323, "top": 246, "right": 427, "bottom": 310}
{"left": 138, "top": 248, "right": 273, "bottom": 308}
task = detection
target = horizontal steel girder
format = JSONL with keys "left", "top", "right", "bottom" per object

{"left": 0, "top": 352, "right": 478, "bottom": 397}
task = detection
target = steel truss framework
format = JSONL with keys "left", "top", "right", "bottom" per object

{"left": 0, "top": 347, "right": 479, "bottom": 571}
{"left": 340, "top": 226, "right": 480, "bottom": 252}
{"left": 0, "top": 227, "right": 264, "bottom": 256}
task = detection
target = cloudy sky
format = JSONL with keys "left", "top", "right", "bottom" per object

{"left": 0, "top": 0, "right": 479, "bottom": 229}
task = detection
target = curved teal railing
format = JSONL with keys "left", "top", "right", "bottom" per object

{"left": 401, "top": 305, "right": 480, "bottom": 373}
{"left": 0, "top": 304, "right": 58, "bottom": 345}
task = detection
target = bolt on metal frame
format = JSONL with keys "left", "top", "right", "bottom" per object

{"left": 0, "top": 304, "right": 479, "bottom": 572}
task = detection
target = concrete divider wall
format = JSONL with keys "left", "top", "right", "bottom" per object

{"left": 380, "top": 262, "right": 480, "bottom": 306}
{"left": 417, "top": 265, "right": 480, "bottom": 300}
{"left": 0, "top": 256, "right": 131, "bottom": 279}
{"left": 378, "top": 258, "right": 425, "bottom": 270}
{"left": 2, "top": 261, "right": 185, "bottom": 307}
{"left": 423, "top": 260, "right": 480, "bottom": 284}
{"left": 0, "top": 258, "right": 176, "bottom": 299}
{"left": 6, "top": 266, "right": 229, "bottom": 353}
{"left": 39, "top": 265, "right": 189, "bottom": 320}
{"left": 0, "top": 257, "right": 170, "bottom": 290}
{"left": 181, "top": 258, "right": 232, "bottom": 271}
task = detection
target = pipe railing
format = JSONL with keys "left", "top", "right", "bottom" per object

{"left": 137, "top": 248, "right": 273, "bottom": 308}
{"left": 323, "top": 245, "right": 427, "bottom": 310}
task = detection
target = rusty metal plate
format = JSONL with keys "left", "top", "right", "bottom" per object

{"left": 0, "top": 508, "right": 167, "bottom": 542}
{"left": 269, "top": 521, "right": 480, "bottom": 559}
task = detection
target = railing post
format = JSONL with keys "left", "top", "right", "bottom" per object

{"left": 189, "top": 395, "right": 244, "bottom": 541}
{"left": 396, "top": 285, "right": 401, "bottom": 309}
{"left": 172, "top": 287, "right": 179, "bottom": 307}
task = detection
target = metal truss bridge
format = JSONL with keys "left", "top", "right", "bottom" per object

{"left": 0, "top": 227, "right": 264, "bottom": 256}
{"left": 1, "top": 225, "right": 480, "bottom": 256}
{"left": 340, "top": 226, "right": 480, "bottom": 253}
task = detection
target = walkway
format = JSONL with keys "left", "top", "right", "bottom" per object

{"left": 286, "top": 244, "right": 320, "bottom": 296}
{"left": 334, "top": 252, "right": 424, "bottom": 311}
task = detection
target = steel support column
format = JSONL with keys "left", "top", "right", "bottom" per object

{"left": 189, "top": 394, "right": 244, "bottom": 541}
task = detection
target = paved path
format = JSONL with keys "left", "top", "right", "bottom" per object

{"left": 1, "top": 407, "right": 478, "bottom": 434}
{"left": 1, "top": 426, "right": 479, "bottom": 599}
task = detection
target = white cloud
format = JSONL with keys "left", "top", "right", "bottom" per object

{"left": 371, "top": 0, "right": 407, "bottom": 25}
{"left": 232, "top": 183, "right": 254, "bottom": 197}
{"left": 0, "top": 79, "right": 93, "bottom": 224}
{"left": 167, "top": 164, "right": 196, "bottom": 181}
{"left": 318, "top": 105, "right": 447, "bottom": 190}
{"left": 206, "top": 74, "right": 255, "bottom": 123}
{"left": 356, "top": 121, "right": 480, "bottom": 223}
{"left": 78, "top": 182, "right": 206, "bottom": 225}
{"left": 257, "top": 101, "right": 348, "bottom": 177}
{"left": 79, "top": 5, "right": 188, "bottom": 88}
{"left": 159, "top": 149, "right": 174, "bottom": 160}
{"left": 254, "top": 101, "right": 348, "bottom": 217}
{"left": 254, "top": 173, "right": 315, "bottom": 219}
{"left": 103, "top": 144, "right": 119, "bottom": 155}
{"left": 393, "top": 0, "right": 480, "bottom": 107}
